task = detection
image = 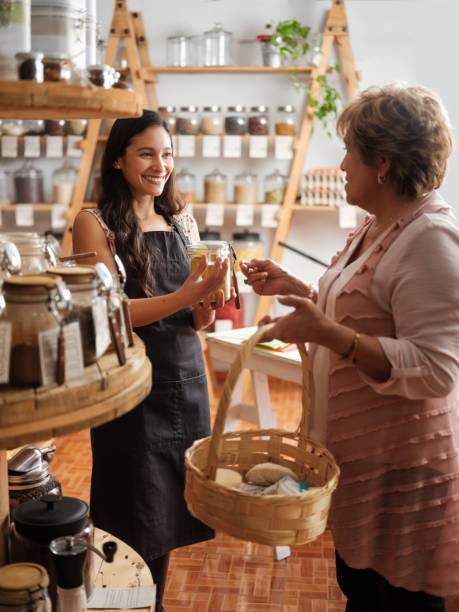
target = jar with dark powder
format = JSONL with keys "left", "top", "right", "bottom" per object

{"left": 224, "top": 105, "right": 247, "bottom": 135}
{"left": 176, "top": 106, "right": 199, "bottom": 135}
{"left": 248, "top": 105, "right": 269, "bottom": 135}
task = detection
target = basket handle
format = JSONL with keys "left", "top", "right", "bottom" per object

{"left": 205, "top": 325, "right": 312, "bottom": 480}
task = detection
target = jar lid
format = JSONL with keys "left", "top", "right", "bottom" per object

{"left": 250, "top": 105, "right": 269, "bottom": 113}
{"left": 87, "top": 63, "right": 111, "bottom": 72}
{"left": 205, "top": 168, "right": 226, "bottom": 180}
{"left": 189, "top": 240, "right": 229, "bottom": 253}
{"left": 232, "top": 230, "right": 261, "bottom": 241}
{"left": 0, "top": 562, "right": 49, "bottom": 592}
{"left": 204, "top": 22, "right": 232, "bottom": 36}
{"left": 48, "top": 265, "right": 96, "bottom": 283}
{"left": 227, "top": 105, "right": 246, "bottom": 113}
{"left": 203, "top": 105, "right": 221, "bottom": 112}
{"left": 15, "top": 52, "right": 44, "bottom": 60}
{"left": 3, "top": 274, "right": 60, "bottom": 289}
{"left": 43, "top": 52, "right": 68, "bottom": 62}
{"left": 158, "top": 105, "right": 176, "bottom": 113}
{"left": 167, "top": 34, "right": 187, "bottom": 41}
{"left": 8, "top": 446, "right": 50, "bottom": 483}
{"left": 277, "top": 104, "right": 295, "bottom": 113}
{"left": 13, "top": 494, "right": 89, "bottom": 541}
{"left": 179, "top": 105, "right": 199, "bottom": 112}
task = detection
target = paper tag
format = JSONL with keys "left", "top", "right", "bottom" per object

{"left": 236, "top": 269, "right": 251, "bottom": 294}
{"left": 0, "top": 322, "right": 12, "bottom": 383}
{"left": 177, "top": 135, "right": 195, "bottom": 157}
{"left": 87, "top": 585, "right": 156, "bottom": 609}
{"left": 274, "top": 135, "right": 294, "bottom": 160}
{"left": 92, "top": 298, "right": 111, "bottom": 358}
{"left": 249, "top": 136, "right": 268, "bottom": 158}
{"left": 38, "top": 321, "right": 85, "bottom": 386}
{"left": 214, "top": 319, "right": 233, "bottom": 333}
{"left": 23, "top": 136, "right": 41, "bottom": 158}
{"left": 15, "top": 204, "right": 34, "bottom": 226}
{"left": 46, "top": 136, "right": 63, "bottom": 158}
{"left": 66, "top": 135, "right": 83, "bottom": 158}
{"left": 1, "top": 136, "right": 18, "bottom": 158}
{"left": 223, "top": 135, "right": 242, "bottom": 158}
{"left": 51, "top": 205, "right": 68, "bottom": 229}
{"left": 205, "top": 203, "right": 225, "bottom": 226}
{"left": 235, "top": 204, "right": 254, "bottom": 226}
{"left": 339, "top": 205, "right": 357, "bottom": 228}
{"left": 202, "top": 135, "right": 220, "bottom": 158}
{"left": 261, "top": 204, "right": 279, "bottom": 227}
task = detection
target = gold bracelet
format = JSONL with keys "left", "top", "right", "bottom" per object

{"left": 340, "top": 332, "right": 361, "bottom": 363}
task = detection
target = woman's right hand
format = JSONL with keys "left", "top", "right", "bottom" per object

{"left": 178, "top": 255, "right": 228, "bottom": 307}
{"left": 239, "top": 258, "right": 292, "bottom": 296}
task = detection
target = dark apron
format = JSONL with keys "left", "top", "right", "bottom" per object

{"left": 89, "top": 216, "right": 215, "bottom": 561}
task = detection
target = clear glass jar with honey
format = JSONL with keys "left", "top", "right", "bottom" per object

{"left": 187, "top": 241, "right": 231, "bottom": 306}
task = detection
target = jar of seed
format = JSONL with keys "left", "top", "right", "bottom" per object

{"left": 224, "top": 105, "right": 247, "bottom": 135}
{"left": 176, "top": 106, "right": 200, "bottom": 135}
{"left": 201, "top": 106, "right": 223, "bottom": 135}
{"left": 204, "top": 168, "right": 227, "bottom": 203}
{"left": 275, "top": 105, "right": 296, "bottom": 136}
{"left": 248, "top": 106, "right": 269, "bottom": 135}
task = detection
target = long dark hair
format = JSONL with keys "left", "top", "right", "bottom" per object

{"left": 98, "top": 110, "right": 185, "bottom": 295}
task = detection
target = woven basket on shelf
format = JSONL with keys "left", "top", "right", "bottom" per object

{"left": 185, "top": 324, "right": 340, "bottom": 547}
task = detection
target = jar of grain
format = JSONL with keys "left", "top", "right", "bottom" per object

{"left": 204, "top": 168, "right": 227, "bottom": 203}
{"left": 201, "top": 106, "right": 223, "bottom": 135}
{"left": 158, "top": 106, "right": 176, "bottom": 134}
{"left": 248, "top": 106, "right": 269, "bottom": 135}
{"left": 264, "top": 169, "right": 287, "bottom": 205}
{"left": 176, "top": 106, "right": 199, "bottom": 135}
{"left": 233, "top": 171, "right": 258, "bottom": 204}
{"left": 275, "top": 105, "right": 296, "bottom": 136}
{"left": 224, "top": 105, "right": 247, "bottom": 135}
{"left": 14, "top": 161, "right": 44, "bottom": 204}
{"left": 188, "top": 240, "right": 232, "bottom": 305}
{"left": 176, "top": 168, "right": 196, "bottom": 203}
{"left": 52, "top": 160, "right": 77, "bottom": 206}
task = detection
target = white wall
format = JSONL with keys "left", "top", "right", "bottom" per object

{"left": 96, "top": 0, "right": 459, "bottom": 322}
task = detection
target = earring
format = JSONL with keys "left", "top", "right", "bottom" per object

{"left": 377, "top": 173, "right": 386, "bottom": 185}
{"left": 113, "top": 161, "right": 120, "bottom": 169}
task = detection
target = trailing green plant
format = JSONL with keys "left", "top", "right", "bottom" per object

{"left": 265, "top": 19, "right": 342, "bottom": 135}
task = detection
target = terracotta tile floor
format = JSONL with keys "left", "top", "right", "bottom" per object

{"left": 51, "top": 377, "right": 346, "bottom": 612}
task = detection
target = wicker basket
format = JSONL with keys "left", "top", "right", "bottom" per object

{"left": 185, "top": 325, "right": 340, "bottom": 547}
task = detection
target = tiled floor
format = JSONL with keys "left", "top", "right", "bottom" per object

{"left": 51, "top": 377, "right": 346, "bottom": 612}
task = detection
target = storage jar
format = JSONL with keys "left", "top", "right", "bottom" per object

{"left": 157, "top": 106, "right": 176, "bottom": 134}
{"left": 0, "top": 232, "right": 55, "bottom": 274}
{"left": 67, "top": 119, "right": 87, "bottom": 136}
{"left": 44, "top": 119, "right": 66, "bottom": 135}
{"left": 167, "top": 34, "right": 189, "bottom": 67}
{"left": 264, "top": 169, "right": 287, "bottom": 204}
{"left": 176, "top": 106, "right": 199, "bottom": 135}
{"left": 23, "top": 120, "right": 45, "bottom": 135}
{"left": 15, "top": 51, "right": 43, "bottom": 81}
{"left": 204, "top": 168, "right": 227, "bottom": 203}
{"left": 0, "top": 55, "right": 18, "bottom": 80}
{"left": 52, "top": 160, "right": 77, "bottom": 206}
{"left": 2, "top": 120, "right": 25, "bottom": 136}
{"left": 233, "top": 171, "right": 258, "bottom": 204}
{"left": 0, "top": 562, "right": 51, "bottom": 612}
{"left": 188, "top": 240, "right": 232, "bottom": 305}
{"left": 224, "top": 106, "right": 247, "bottom": 135}
{"left": 248, "top": 105, "right": 269, "bottom": 135}
{"left": 0, "top": 168, "right": 11, "bottom": 205}
{"left": 203, "top": 22, "right": 233, "bottom": 66}
{"left": 42, "top": 52, "right": 70, "bottom": 81}
{"left": 14, "top": 161, "right": 44, "bottom": 204}
{"left": 275, "top": 105, "right": 296, "bottom": 135}
{"left": 0, "top": 0, "right": 31, "bottom": 61}
{"left": 231, "top": 230, "right": 264, "bottom": 270}
{"left": 176, "top": 168, "right": 196, "bottom": 203}
{"left": 87, "top": 63, "right": 114, "bottom": 88}
{"left": 201, "top": 106, "right": 223, "bottom": 135}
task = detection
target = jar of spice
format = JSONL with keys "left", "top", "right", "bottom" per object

{"left": 234, "top": 171, "right": 258, "bottom": 204}
{"left": 14, "top": 161, "right": 44, "bottom": 204}
{"left": 176, "top": 168, "right": 196, "bottom": 203}
{"left": 224, "top": 106, "right": 247, "bottom": 135}
{"left": 248, "top": 106, "right": 269, "bottom": 135}
{"left": 44, "top": 119, "right": 66, "bottom": 136}
{"left": 275, "top": 105, "right": 297, "bottom": 135}
{"left": 201, "top": 106, "right": 223, "bottom": 135}
{"left": 157, "top": 106, "right": 176, "bottom": 134}
{"left": 15, "top": 51, "right": 44, "bottom": 82}
{"left": 42, "top": 52, "right": 71, "bottom": 82}
{"left": 52, "top": 160, "right": 77, "bottom": 206}
{"left": 0, "top": 563, "right": 52, "bottom": 612}
{"left": 188, "top": 241, "right": 232, "bottom": 305}
{"left": 67, "top": 119, "right": 87, "bottom": 136}
{"left": 87, "top": 64, "right": 114, "bottom": 88}
{"left": 0, "top": 232, "right": 55, "bottom": 274}
{"left": 204, "top": 168, "right": 227, "bottom": 203}
{"left": 264, "top": 169, "right": 287, "bottom": 205}
{"left": 176, "top": 106, "right": 200, "bottom": 135}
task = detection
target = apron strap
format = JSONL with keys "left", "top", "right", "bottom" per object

{"left": 155, "top": 202, "right": 190, "bottom": 252}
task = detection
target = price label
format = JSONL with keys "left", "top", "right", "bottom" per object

{"left": 235, "top": 204, "right": 254, "bottom": 226}
{"left": 0, "top": 321, "right": 12, "bottom": 383}
{"left": 202, "top": 135, "right": 220, "bottom": 158}
{"left": 205, "top": 203, "right": 225, "bottom": 226}
{"left": 177, "top": 135, "right": 195, "bottom": 157}
{"left": 339, "top": 205, "right": 357, "bottom": 228}
{"left": 223, "top": 135, "right": 242, "bottom": 158}
{"left": 46, "top": 136, "right": 64, "bottom": 158}
{"left": 66, "top": 135, "right": 83, "bottom": 158}
{"left": 274, "top": 135, "right": 294, "bottom": 160}
{"left": 15, "top": 204, "right": 35, "bottom": 226}
{"left": 261, "top": 204, "right": 279, "bottom": 228}
{"left": 38, "top": 321, "right": 84, "bottom": 386}
{"left": 1, "top": 136, "right": 18, "bottom": 158}
{"left": 249, "top": 136, "right": 268, "bottom": 158}
{"left": 24, "top": 136, "right": 41, "bottom": 157}
{"left": 51, "top": 205, "right": 68, "bottom": 229}
{"left": 92, "top": 298, "right": 111, "bottom": 358}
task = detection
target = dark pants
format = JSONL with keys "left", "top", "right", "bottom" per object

{"left": 335, "top": 551, "right": 446, "bottom": 612}
{"left": 148, "top": 553, "right": 170, "bottom": 612}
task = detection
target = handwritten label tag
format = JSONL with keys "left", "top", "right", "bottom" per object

{"left": 51, "top": 205, "right": 68, "bottom": 229}
{"left": 0, "top": 322, "right": 12, "bottom": 383}
{"left": 237, "top": 269, "right": 251, "bottom": 294}
{"left": 261, "top": 204, "right": 279, "bottom": 228}
{"left": 87, "top": 585, "right": 156, "bottom": 609}
{"left": 339, "top": 205, "right": 357, "bottom": 228}
{"left": 223, "top": 135, "right": 241, "bottom": 158}
{"left": 38, "top": 321, "right": 84, "bottom": 387}
{"left": 24, "top": 136, "right": 41, "bottom": 158}
{"left": 205, "top": 203, "right": 225, "bottom": 226}
{"left": 235, "top": 204, "right": 254, "bottom": 226}
{"left": 274, "top": 135, "right": 294, "bottom": 160}
{"left": 249, "top": 136, "right": 268, "bottom": 158}
{"left": 92, "top": 298, "right": 111, "bottom": 358}
{"left": 177, "top": 135, "right": 195, "bottom": 157}
{"left": 15, "top": 204, "right": 35, "bottom": 225}
{"left": 66, "top": 135, "right": 83, "bottom": 158}
{"left": 1, "top": 136, "right": 18, "bottom": 158}
{"left": 46, "top": 136, "right": 63, "bottom": 158}
{"left": 202, "top": 135, "right": 220, "bottom": 158}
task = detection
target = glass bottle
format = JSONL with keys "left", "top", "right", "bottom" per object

{"left": 201, "top": 106, "right": 223, "bottom": 135}
{"left": 248, "top": 106, "right": 269, "bottom": 135}
{"left": 176, "top": 168, "right": 196, "bottom": 203}
{"left": 176, "top": 106, "right": 199, "bottom": 135}
{"left": 188, "top": 241, "right": 232, "bottom": 304}
{"left": 203, "top": 23, "right": 233, "bottom": 66}
{"left": 275, "top": 105, "right": 297, "bottom": 135}
{"left": 224, "top": 106, "right": 247, "bottom": 135}
{"left": 264, "top": 169, "right": 287, "bottom": 205}
{"left": 157, "top": 106, "right": 176, "bottom": 134}
{"left": 204, "top": 168, "right": 227, "bottom": 203}
{"left": 0, "top": 563, "right": 52, "bottom": 611}
{"left": 233, "top": 171, "right": 258, "bottom": 204}
{"left": 52, "top": 160, "right": 77, "bottom": 206}
{"left": 14, "top": 161, "right": 44, "bottom": 204}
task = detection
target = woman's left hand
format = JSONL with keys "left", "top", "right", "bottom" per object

{"left": 192, "top": 288, "right": 225, "bottom": 330}
{"left": 259, "top": 295, "right": 329, "bottom": 344}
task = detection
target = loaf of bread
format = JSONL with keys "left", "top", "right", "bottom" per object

{"left": 215, "top": 468, "right": 243, "bottom": 489}
{"left": 245, "top": 462, "right": 297, "bottom": 486}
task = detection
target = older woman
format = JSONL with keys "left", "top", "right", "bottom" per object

{"left": 241, "top": 83, "right": 459, "bottom": 611}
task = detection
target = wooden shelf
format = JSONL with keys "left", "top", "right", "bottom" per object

{"left": 97, "top": 134, "right": 292, "bottom": 143}
{"left": 141, "top": 66, "right": 314, "bottom": 75}
{"left": 0, "top": 203, "right": 62, "bottom": 210}
{"left": 192, "top": 202, "right": 338, "bottom": 210}
{"left": 0, "top": 81, "right": 143, "bottom": 120}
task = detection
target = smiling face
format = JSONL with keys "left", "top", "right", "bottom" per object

{"left": 340, "top": 137, "right": 380, "bottom": 210}
{"left": 116, "top": 125, "right": 174, "bottom": 201}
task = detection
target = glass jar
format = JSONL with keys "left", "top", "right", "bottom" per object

{"left": 0, "top": 168, "right": 11, "bottom": 205}
{"left": 15, "top": 51, "right": 43, "bottom": 81}
{"left": 87, "top": 63, "right": 113, "bottom": 88}
{"left": 224, "top": 106, "right": 247, "bottom": 135}
{"left": 14, "top": 161, "right": 44, "bottom": 204}
{"left": 231, "top": 230, "right": 264, "bottom": 271}
{"left": 204, "top": 168, "right": 227, "bottom": 203}
{"left": 0, "top": 55, "right": 18, "bottom": 80}
{"left": 23, "top": 120, "right": 45, "bottom": 135}
{"left": 0, "top": 0, "right": 31, "bottom": 61}
{"left": 2, "top": 274, "right": 62, "bottom": 385}
{"left": 187, "top": 34, "right": 203, "bottom": 67}
{"left": 176, "top": 106, "right": 199, "bottom": 135}
{"left": 201, "top": 106, "right": 223, "bottom": 135}
{"left": 45, "top": 119, "right": 66, "bottom": 136}
{"left": 85, "top": 0, "right": 97, "bottom": 67}
{"left": 264, "top": 169, "right": 287, "bottom": 205}
{"left": 42, "top": 52, "right": 71, "bottom": 82}
{"left": 188, "top": 240, "right": 231, "bottom": 304}
{"left": 157, "top": 106, "right": 176, "bottom": 134}
{"left": 67, "top": 119, "right": 87, "bottom": 136}
{"left": 234, "top": 171, "right": 258, "bottom": 204}
{"left": 275, "top": 105, "right": 297, "bottom": 135}
{"left": 248, "top": 105, "right": 269, "bottom": 135}
{"left": 2, "top": 120, "right": 26, "bottom": 136}
{"left": 48, "top": 265, "right": 110, "bottom": 365}
{"left": 166, "top": 34, "right": 189, "bottom": 67}
{"left": 0, "top": 232, "right": 54, "bottom": 274}
{"left": 176, "top": 168, "right": 196, "bottom": 203}
{"left": 203, "top": 22, "right": 233, "bottom": 66}
{"left": 0, "top": 563, "right": 51, "bottom": 612}
{"left": 52, "top": 160, "right": 77, "bottom": 206}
